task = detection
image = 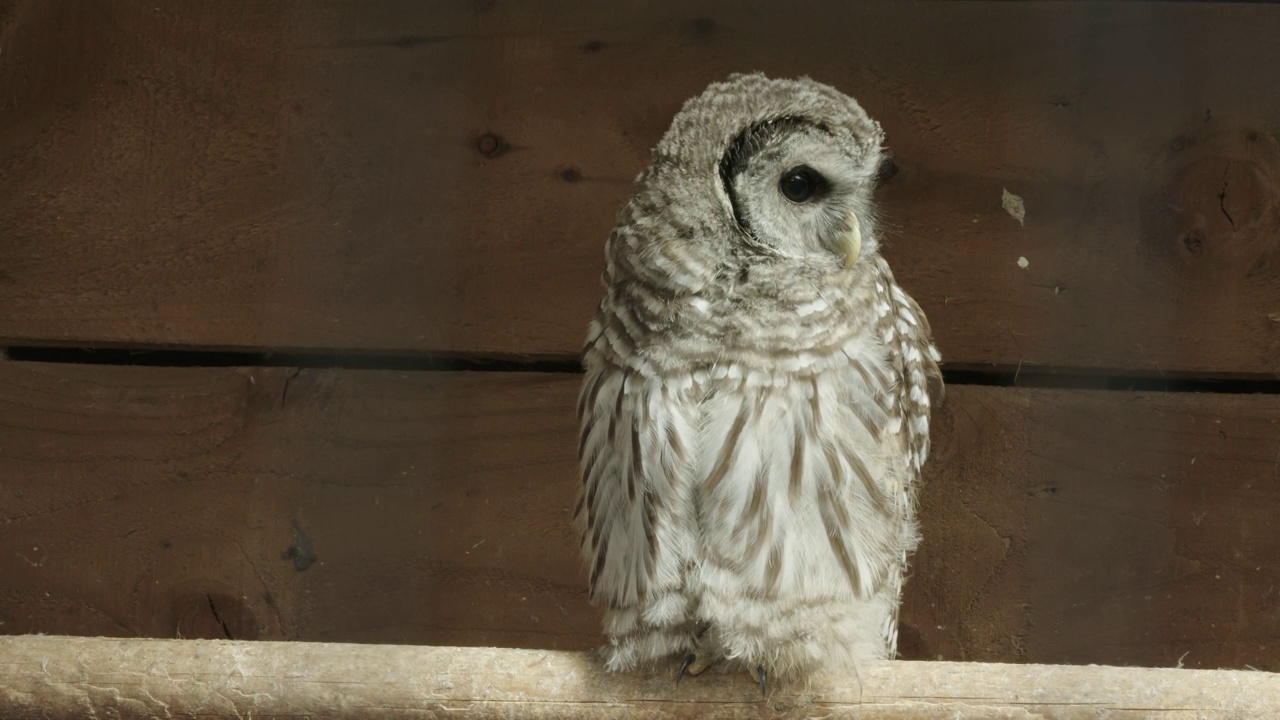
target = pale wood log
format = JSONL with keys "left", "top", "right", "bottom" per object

{"left": 1, "top": 636, "right": 1277, "bottom": 719}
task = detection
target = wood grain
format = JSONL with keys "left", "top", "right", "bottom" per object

{"left": 1, "top": 361, "right": 1278, "bottom": 670}
{"left": 1, "top": 1, "right": 1279, "bottom": 372}
{"left": 5, "top": 639, "right": 1280, "bottom": 720}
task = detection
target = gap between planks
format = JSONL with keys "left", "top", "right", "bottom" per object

{"left": 4, "top": 345, "right": 1280, "bottom": 394}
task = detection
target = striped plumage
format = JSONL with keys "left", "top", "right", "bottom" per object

{"left": 574, "top": 74, "right": 942, "bottom": 685}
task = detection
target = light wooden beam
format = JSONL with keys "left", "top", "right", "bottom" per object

{"left": 2, "top": 636, "right": 1277, "bottom": 719}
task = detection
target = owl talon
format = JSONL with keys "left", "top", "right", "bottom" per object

{"left": 675, "top": 654, "right": 695, "bottom": 685}
{"left": 749, "top": 664, "right": 767, "bottom": 697}
{"left": 675, "top": 651, "right": 710, "bottom": 685}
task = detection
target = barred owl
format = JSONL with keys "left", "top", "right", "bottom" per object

{"left": 574, "top": 73, "right": 942, "bottom": 692}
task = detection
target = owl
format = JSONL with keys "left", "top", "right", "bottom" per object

{"left": 574, "top": 73, "right": 942, "bottom": 692}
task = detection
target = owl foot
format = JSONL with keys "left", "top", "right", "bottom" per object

{"left": 675, "top": 650, "right": 711, "bottom": 685}
{"left": 748, "top": 664, "right": 767, "bottom": 697}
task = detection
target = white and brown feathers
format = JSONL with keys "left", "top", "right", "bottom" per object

{"left": 574, "top": 73, "right": 942, "bottom": 682}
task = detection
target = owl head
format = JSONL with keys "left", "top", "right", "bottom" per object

{"left": 626, "top": 74, "right": 887, "bottom": 286}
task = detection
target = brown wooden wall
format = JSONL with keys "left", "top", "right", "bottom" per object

{"left": 2, "top": 0, "right": 1279, "bottom": 672}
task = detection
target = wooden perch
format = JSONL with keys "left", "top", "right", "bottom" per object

{"left": 2, "top": 636, "right": 1278, "bottom": 719}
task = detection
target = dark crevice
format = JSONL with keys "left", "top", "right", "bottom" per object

{"left": 206, "top": 594, "right": 234, "bottom": 640}
{"left": 1, "top": 346, "right": 584, "bottom": 373}
{"left": 3, "top": 346, "right": 1279, "bottom": 394}
{"left": 1219, "top": 164, "right": 1236, "bottom": 231}
{"left": 280, "top": 367, "right": 302, "bottom": 408}
{"left": 941, "top": 367, "right": 1280, "bottom": 394}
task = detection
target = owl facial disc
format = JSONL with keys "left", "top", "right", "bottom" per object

{"left": 837, "top": 211, "right": 862, "bottom": 268}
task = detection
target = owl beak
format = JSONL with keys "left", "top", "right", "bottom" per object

{"left": 836, "top": 212, "right": 862, "bottom": 269}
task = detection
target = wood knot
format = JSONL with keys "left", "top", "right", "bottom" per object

{"left": 1145, "top": 122, "right": 1280, "bottom": 272}
{"left": 476, "top": 133, "right": 509, "bottom": 158}
{"left": 1182, "top": 230, "right": 1205, "bottom": 256}
{"left": 283, "top": 520, "right": 317, "bottom": 572}
{"left": 692, "top": 17, "right": 715, "bottom": 36}
{"left": 171, "top": 589, "right": 262, "bottom": 640}
{"left": 559, "top": 166, "right": 583, "bottom": 183}
{"left": 582, "top": 39, "right": 604, "bottom": 53}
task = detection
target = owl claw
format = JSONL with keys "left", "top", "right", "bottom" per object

{"left": 675, "top": 654, "right": 696, "bottom": 685}
{"left": 749, "top": 664, "right": 767, "bottom": 697}
{"left": 675, "top": 651, "right": 710, "bottom": 685}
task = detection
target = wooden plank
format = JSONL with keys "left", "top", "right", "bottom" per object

{"left": 3, "top": 640, "right": 1279, "bottom": 720}
{"left": 901, "top": 386, "right": 1280, "bottom": 669}
{"left": 2, "top": 362, "right": 1279, "bottom": 670}
{"left": 0, "top": 363, "right": 594, "bottom": 648}
{"left": 2, "top": 1, "right": 1279, "bottom": 372}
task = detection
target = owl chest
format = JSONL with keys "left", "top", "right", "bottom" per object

{"left": 675, "top": 357, "right": 910, "bottom": 601}
{"left": 684, "top": 353, "right": 900, "bottom": 496}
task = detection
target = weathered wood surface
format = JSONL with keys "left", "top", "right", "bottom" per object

{"left": 1, "top": 362, "right": 1278, "bottom": 670}
{"left": 3, "top": 638, "right": 1278, "bottom": 720}
{"left": 2, "top": 1, "right": 1279, "bottom": 372}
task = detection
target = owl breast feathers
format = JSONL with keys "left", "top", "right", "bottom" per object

{"left": 575, "top": 73, "right": 942, "bottom": 685}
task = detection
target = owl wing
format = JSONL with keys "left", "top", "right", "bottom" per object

{"left": 574, "top": 362, "right": 696, "bottom": 612}
{"left": 883, "top": 278, "right": 943, "bottom": 474}
{"left": 875, "top": 273, "right": 943, "bottom": 655}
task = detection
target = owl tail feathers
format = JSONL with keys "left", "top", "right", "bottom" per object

{"left": 697, "top": 591, "right": 896, "bottom": 685}
{"left": 601, "top": 621, "right": 701, "bottom": 673}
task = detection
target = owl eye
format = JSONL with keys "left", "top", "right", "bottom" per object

{"left": 779, "top": 165, "right": 825, "bottom": 203}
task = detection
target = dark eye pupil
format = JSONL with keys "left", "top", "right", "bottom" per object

{"left": 780, "top": 167, "right": 818, "bottom": 202}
